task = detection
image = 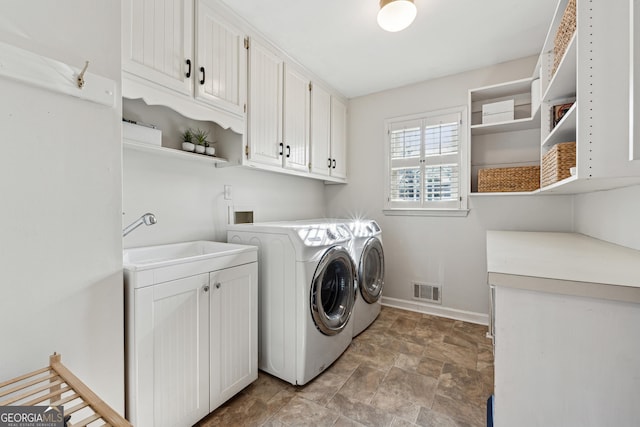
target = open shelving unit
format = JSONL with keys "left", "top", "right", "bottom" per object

{"left": 123, "top": 140, "right": 229, "bottom": 166}
{"left": 469, "top": 77, "right": 541, "bottom": 195}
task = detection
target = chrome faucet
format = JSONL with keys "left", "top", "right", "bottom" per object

{"left": 123, "top": 213, "right": 157, "bottom": 237}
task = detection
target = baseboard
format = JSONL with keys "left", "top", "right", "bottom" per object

{"left": 381, "top": 296, "right": 489, "bottom": 325}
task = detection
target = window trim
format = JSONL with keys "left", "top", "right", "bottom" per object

{"left": 383, "top": 106, "right": 469, "bottom": 216}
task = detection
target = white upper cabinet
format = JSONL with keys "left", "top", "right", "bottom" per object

{"left": 310, "top": 83, "right": 332, "bottom": 176}
{"left": 122, "top": 0, "right": 194, "bottom": 96}
{"left": 122, "top": 0, "right": 246, "bottom": 133}
{"left": 283, "top": 64, "right": 311, "bottom": 172}
{"left": 195, "top": 1, "right": 246, "bottom": 117}
{"left": 247, "top": 37, "right": 284, "bottom": 168}
{"left": 246, "top": 38, "right": 310, "bottom": 173}
{"left": 330, "top": 96, "right": 348, "bottom": 180}
{"left": 310, "top": 83, "right": 348, "bottom": 180}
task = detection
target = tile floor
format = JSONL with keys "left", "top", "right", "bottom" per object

{"left": 196, "top": 306, "right": 494, "bottom": 427}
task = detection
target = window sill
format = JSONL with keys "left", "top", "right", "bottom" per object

{"left": 382, "top": 208, "right": 470, "bottom": 217}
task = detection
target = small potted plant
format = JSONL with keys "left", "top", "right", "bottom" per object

{"left": 181, "top": 129, "right": 195, "bottom": 152}
{"left": 192, "top": 128, "right": 208, "bottom": 154}
{"left": 205, "top": 141, "right": 216, "bottom": 156}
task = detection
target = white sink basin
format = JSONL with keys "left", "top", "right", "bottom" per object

{"left": 123, "top": 240, "right": 253, "bottom": 270}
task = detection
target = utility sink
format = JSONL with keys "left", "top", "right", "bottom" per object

{"left": 123, "top": 240, "right": 255, "bottom": 271}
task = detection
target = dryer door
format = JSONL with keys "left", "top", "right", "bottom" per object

{"left": 310, "top": 246, "right": 356, "bottom": 336}
{"left": 359, "top": 237, "right": 384, "bottom": 304}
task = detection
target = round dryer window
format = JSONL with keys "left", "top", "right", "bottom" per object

{"left": 359, "top": 237, "right": 384, "bottom": 304}
{"left": 310, "top": 246, "right": 356, "bottom": 336}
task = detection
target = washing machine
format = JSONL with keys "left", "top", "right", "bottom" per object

{"left": 227, "top": 221, "right": 356, "bottom": 385}
{"left": 347, "top": 220, "right": 384, "bottom": 337}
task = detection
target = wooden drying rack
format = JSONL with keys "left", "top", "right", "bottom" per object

{"left": 0, "top": 353, "right": 131, "bottom": 427}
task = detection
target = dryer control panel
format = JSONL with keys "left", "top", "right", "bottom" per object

{"left": 297, "top": 224, "right": 351, "bottom": 247}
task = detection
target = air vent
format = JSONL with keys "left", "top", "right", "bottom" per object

{"left": 412, "top": 282, "right": 441, "bottom": 304}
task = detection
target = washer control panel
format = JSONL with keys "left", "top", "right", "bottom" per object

{"left": 297, "top": 224, "right": 351, "bottom": 247}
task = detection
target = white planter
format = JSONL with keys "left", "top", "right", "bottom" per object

{"left": 195, "top": 145, "right": 206, "bottom": 154}
{"left": 182, "top": 142, "right": 195, "bottom": 152}
{"left": 205, "top": 146, "right": 216, "bottom": 156}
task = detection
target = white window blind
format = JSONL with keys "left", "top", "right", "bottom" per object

{"left": 385, "top": 107, "right": 467, "bottom": 213}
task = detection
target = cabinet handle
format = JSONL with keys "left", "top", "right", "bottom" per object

{"left": 279, "top": 142, "right": 283, "bottom": 156}
{"left": 332, "top": 159, "right": 336, "bottom": 169}
{"left": 203, "top": 285, "right": 210, "bottom": 292}
{"left": 286, "top": 145, "right": 291, "bottom": 158}
{"left": 199, "top": 66, "right": 205, "bottom": 85}
{"left": 215, "top": 282, "right": 221, "bottom": 289}
{"left": 328, "top": 158, "right": 332, "bottom": 168}
{"left": 185, "top": 59, "right": 191, "bottom": 78}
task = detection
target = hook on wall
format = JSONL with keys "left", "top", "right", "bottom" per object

{"left": 77, "top": 61, "right": 89, "bottom": 89}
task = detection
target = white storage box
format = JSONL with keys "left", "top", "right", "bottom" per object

{"left": 123, "top": 121, "right": 162, "bottom": 147}
{"left": 482, "top": 99, "right": 514, "bottom": 124}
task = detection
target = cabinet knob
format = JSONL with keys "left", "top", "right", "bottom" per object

{"left": 286, "top": 145, "right": 291, "bottom": 158}
{"left": 215, "top": 282, "right": 221, "bottom": 289}
{"left": 332, "top": 159, "right": 336, "bottom": 169}
{"left": 185, "top": 59, "right": 191, "bottom": 78}
{"left": 199, "top": 66, "right": 205, "bottom": 85}
{"left": 203, "top": 285, "right": 210, "bottom": 292}
{"left": 279, "top": 142, "right": 284, "bottom": 156}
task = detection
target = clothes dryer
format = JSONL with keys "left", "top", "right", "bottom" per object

{"left": 227, "top": 221, "right": 356, "bottom": 385}
{"left": 347, "top": 220, "right": 384, "bottom": 337}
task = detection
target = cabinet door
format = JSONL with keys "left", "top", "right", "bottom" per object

{"left": 134, "top": 274, "right": 209, "bottom": 427}
{"left": 122, "top": 0, "right": 193, "bottom": 96}
{"left": 283, "top": 64, "right": 311, "bottom": 172}
{"left": 195, "top": 1, "right": 246, "bottom": 117}
{"left": 247, "top": 38, "right": 284, "bottom": 167}
{"left": 310, "top": 83, "right": 332, "bottom": 176}
{"left": 330, "top": 97, "right": 348, "bottom": 179}
{"left": 209, "top": 263, "right": 258, "bottom": 410}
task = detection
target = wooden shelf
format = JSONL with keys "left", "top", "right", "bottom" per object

{"left": 123, "top": 140, "right": 228, "bottom": 166}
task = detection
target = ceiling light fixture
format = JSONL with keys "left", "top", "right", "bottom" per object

{"left": 377, "top": 0, "right": 417, "bottom": 32}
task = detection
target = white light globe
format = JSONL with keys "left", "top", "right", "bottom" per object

{"left": 377, "top": 0, "right": 417, "bottom": 32}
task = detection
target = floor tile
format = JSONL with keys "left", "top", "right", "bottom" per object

{"left": 295, "top": 370, "right": 348, "bottom": 405}
{"left": 370, "top": 387, "right": 421, "bottom": 423}
{"left": 379, "top": 366, "right": 437, "bottom": 408}
{"left": 272, "top": 396, "right": 339, "bottom": 426}
{"left": 327, "top": 393, "right": 394, "bottom": 427}
{"left": 197, "top": 308, "right": 492, "bottom": 427}
{"left": 435, "top": 363, "right": 485, "bottom": 408}
{"left": 423, "top": 339, "right": 478, "bottom": 370}
{"left": 431, "top": 394, "right": 485, "bottom": 427}
{"left": 338, "top": 365, "right": 387, "bottom": 404}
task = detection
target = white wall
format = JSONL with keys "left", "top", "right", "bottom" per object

{"left": 0, "top": 1, "right": 124, "bottom": 412}
{"left": 122, "top": 101, "right": 327, "bottom": 248}
{"left": 573, "top": 184, "right": 640, "bottom": 250}
{"left": 326, "top": 56, "right": 575, "bottom": 318}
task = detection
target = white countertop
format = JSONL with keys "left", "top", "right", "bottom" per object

{"left": 487, "top": 231, "right": 640, "bottom": 302}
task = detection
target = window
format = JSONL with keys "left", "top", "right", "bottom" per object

{"left": 384, "top": 106, "right": 468, "bottom": 215}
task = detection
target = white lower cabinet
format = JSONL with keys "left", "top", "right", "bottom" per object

{"left": 126, "top": 257, "right": 258, "bottom": 427}
{"left": 209, "top": 264, "right": 258, "bottom": 409}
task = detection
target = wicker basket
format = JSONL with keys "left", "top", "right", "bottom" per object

{"left": 553, "top": 0, "right": 577, "bottom": 75}
{"left": 541, "top": 141, "right": 576, "bottom": 187}
{"left": 478, "top": 166, "right": 541, "bottom": 193}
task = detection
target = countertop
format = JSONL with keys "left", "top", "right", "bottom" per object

{"left": 486, "top": 231, "right": 640, "bottom": 303}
